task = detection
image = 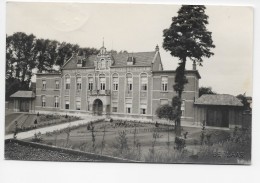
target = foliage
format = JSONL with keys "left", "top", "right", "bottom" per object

{"left": 162, "top": 5, "right": 215, "bottom": 136}
{"left": 156, "top": 104, "right": 176, "bottom": 121}
{"left": 236, "top": 94, "right": 251, "bottom": 111}
{"left": 174, "top": 136, "right": 186, "bottom": 150}
{"left": 5, "top": 32, "right": 99, "bottom": 99}
{"left": 199, "top": 86, "right": 217, "bottom": 97}
{"left": 113, "top": 130, "right": 129, "bottom": 157}
{"left": 32, "top": 132, "right": 43, "bottom": 142}
{"left": 89, "top": 122, "right": 96, "bottom": 152}
{"left": 100, "top": 124, "right": 107, "bottom": 155}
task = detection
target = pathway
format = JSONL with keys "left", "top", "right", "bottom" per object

{"left": 5, "top": 116, "right": 104, "bottom": 140}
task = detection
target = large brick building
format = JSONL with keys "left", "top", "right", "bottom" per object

{"left": 34, "top": 45, "right": 200, "bottom": 123}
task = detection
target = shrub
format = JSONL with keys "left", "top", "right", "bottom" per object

{"left": 174, "top": 136, "right": 186, "bottom": 150}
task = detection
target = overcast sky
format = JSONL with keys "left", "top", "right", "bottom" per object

{"left": 6, "top": 2, "right": 253, "bottom": 96}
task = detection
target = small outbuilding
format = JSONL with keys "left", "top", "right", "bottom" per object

{"left": 10, "top": 91, "right": 35, "bottom": 112}
{"left": 194, "top": 94, "right": 243, "bottom": 128}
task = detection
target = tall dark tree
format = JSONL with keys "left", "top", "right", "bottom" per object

{"left": 163, "top": 5, "right": 215, "bottom": 136}
{"left": 35, "top": 39, "right": 58, "bottom": 73}
{"left": 199, "top": 86, "right": 216, "bottom": 97}
{"left": 5, "top": 32, "right": 38, "bottom": 99}
{"left": 56, "top": 42, "right": 79, "bottom": 68}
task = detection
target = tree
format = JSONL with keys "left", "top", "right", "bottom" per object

{"left": 156, "top": 104, "right": 176, "bottom": 122}
{"left": 156, "top": 104, "right": 177, "bottom": 154}
{"left": 236, "top": 94, "right": 251, "bottom": 111}
{"left": 56, "top": 42, "right": 79, "bottom": 68}
{"left": 199, "top": 86, "right": 216, "bottom": 97}
{"left": 163, "top": 5, "right": 215, "bottom": 136}
{"left": 35, "top": 39, "right": 58, "bottom": 73}
{"left": 5, "top": 32, "right": 37, "bottom": 99}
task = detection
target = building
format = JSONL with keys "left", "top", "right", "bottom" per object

{"left": 194, "top": 94, "right": 244, "bottom": 128}
{"left": 34, "top": 45, "right": 200, "bottom": 123}
{"left": 9, "top": 91, "right": 35, "bottom": 112}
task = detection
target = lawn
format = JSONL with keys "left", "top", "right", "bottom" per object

{"left": 5, "top": 112, "right": 81, "bottom": 135}
{"left": 30, "top": 120, "right": 251, "bottom": 164}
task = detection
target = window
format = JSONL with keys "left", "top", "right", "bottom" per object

{"left": 65, "top": 100, "right": 70, "bottom": 109}
{"left": 113, "top": 75, "right": 119, "bottom": 91}
{"left": 140, "top": 104, "right": 147, "bottom": 114}
{"left": 54, "top": 96, "right": 59, "bottom": 108}
{"left": 100, "top": 75, "right": 106, "bottom": 90}
{"left": 126, "top": 73, "right": 133, "bottom": 91}
{"left": 181, "top": 100, "right": 185, "bottom": 116}
{"left": 88, "top": 77, "right": 93, "bottom": 90}
{"left": 161, "top": 76, "right": 168, "bottom": 91}
{"left": 76, "top": 76, "right": 82, "bottom": 90}
{"left": 76, "top": 101, "right": 81, "bottom": 110}
{"left": 112, "top": 107, "right": 118, "bottom": 112}
{"left": 127, "top": 107, "right": 131, "bottom": 113}
{"left": 141, "top": 74, "right": 148, "bottom": 91}
{"left": 65, "top": 76, "right": 70, "bottom": 89}
{"left": 141, "top": 108, "right": 146, "bottom": 114}
{"left": 112, "top": 102, "right": 118, "bottom": 112}
{"left": 42, "top": 96, "right": 46, "bottom": 107}
{"left": 160, "top": 99, "right": 169, "bottom": 106}
{"left": 126, "top": 103, "right": 132, "bottom": 114}
{"left": 42, "top": 80, "right": 46, "bottom": 90}
{"left": 101, "top": 59, "right": 106, "bottom": 69}
{"left": 55, "top": 80, "right": 59, "bottom": 89}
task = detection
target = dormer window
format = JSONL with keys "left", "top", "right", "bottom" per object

{"left": 127, "top": 56, "right": 135, "bottom": 65}
{"left": 77, "top": 59, "right": 82, "bottom": 67}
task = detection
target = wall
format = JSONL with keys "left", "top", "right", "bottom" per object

{"left": 151, "top": 71, "right": 200, "bottom": 123}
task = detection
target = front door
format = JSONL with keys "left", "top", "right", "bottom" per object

{"left": 207, "top": 107, "right": 229, "bottom": 127}
{"left": 20, "top": 99, "right": 29, "bottom": 112}
{"left": 93, "top": 99, "right": 103, "bottom": 116}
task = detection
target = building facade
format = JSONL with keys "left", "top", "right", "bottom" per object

{"left": 34, "top": 45, "right": 201, "bottom": 123}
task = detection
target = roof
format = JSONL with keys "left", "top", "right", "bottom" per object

{"left": 153, "top": 70, "right": 201, "bottom": 79}
{"left": 111, "top": 52, "right": 156, "bottom": 67}
{"left": 62, "top": 51, "right": 157, "bottom": 69}
{"left": 10, "top": 91, "right": 35, "bottom": 98}
{"left": 194, "top": 94, "right": 243, "bottom": 106}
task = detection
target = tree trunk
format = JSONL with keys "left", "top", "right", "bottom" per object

{"left": 175, "top": 58, "right": 186, "bottom": 137}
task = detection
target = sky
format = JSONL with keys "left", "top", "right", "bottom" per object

{"left": 6, "top": 2, "right": 253, "bottom": 96}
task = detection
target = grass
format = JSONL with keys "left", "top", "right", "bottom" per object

{"left": 28, "top": 120, "right": 250, "bottom": 164}
{"left": 5, "top": 112, "right": 81, "bottom": 135}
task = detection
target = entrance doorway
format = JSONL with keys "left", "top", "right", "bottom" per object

{"left": 207, "top": 107, "right": 229, "bottom": 127}
{"left": 20, "top": 99, "right": 29, "bottom": 112}
{"left": 93, "top": 99, "right": 103, "bottom": 116}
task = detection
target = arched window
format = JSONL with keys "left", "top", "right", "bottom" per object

{"left": 76, "top": 75, "right": 82, "bottom": 90}
{"left": 126, "top": 73, "right": 133, "bottom": 92}
{"left": 65, "top": 75, "right": 70, "bottom": 89}
{"left": 101, "top": 59, "right": 106, "bottom": 69}
{"left": 54, "top": 96, "right": 59, "bottom": 108}
{"left": 99, "top": 74, "right": 106, "bottom": 90}
{"left": 88, "top": 75, "right": 94, "bottom": 91}
{"left": 161, "top": 76, "right": 168, "bottom": 91}
{"left": 140, "top": 73, "right": 148, "bottom": 91}
{"left": 112, "top": 73, "right": 119, "bottom": 91}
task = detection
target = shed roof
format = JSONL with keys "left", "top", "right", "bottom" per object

{"left": 10, "top": 91, "right": 35, "bottom": 98}
{"left": 194, "top": 94, "right": 243, "bottom": 106}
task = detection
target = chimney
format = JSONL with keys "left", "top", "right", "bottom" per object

{"left": 192, "top": 61, "right": 196, "bottom": 70}
{"left": 155, "top": 44, "right": 159, "bottom": 52}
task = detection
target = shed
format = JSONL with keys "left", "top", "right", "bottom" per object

{"left": 10, "top": 91, "right": 36, "bottom": 112}
{"left": 194, "top": 94, "right": 243, "bottom": 128}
